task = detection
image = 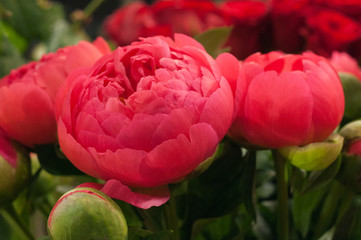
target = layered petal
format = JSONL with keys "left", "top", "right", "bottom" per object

{"left": 57, "top": 34, "right": 233, "bottom": 208}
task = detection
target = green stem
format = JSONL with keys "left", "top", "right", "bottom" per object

{"left": 165, "top": 196, "right": 180, "bottom": 240}
{"left": 72, "top": 0, "right": 107, "bottom": 30}
{"left": 83, "top": 0, "right": 107, "bottom": 19}
{"left": 0, "top": 204, "right": 35, "bottom": 240}
{"left": 136, "top": 208, "right": 160, "bottom": 232}
{"left": 273, "top": 150, "right": 289, "bottom": 240}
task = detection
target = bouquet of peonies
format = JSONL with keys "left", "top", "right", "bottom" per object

{"left": 1, "top": 0, "right": 361, "bottom": 239}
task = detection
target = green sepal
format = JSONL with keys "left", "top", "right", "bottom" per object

{"left": 279, "top": 134, "right": 344, "bottom": 171}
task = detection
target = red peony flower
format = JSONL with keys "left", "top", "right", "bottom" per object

{"left": 329, "top": 51, "right": 361, "bottom": 80}
{"left": 55, "top": 34, "right": 235, "bottom": 208}
{"left": 104, "top": 0, "right": 226, "bottom": 47}
{"left": 227, "top": 51, "right": 344, "bottom": 148}
{"left": 0, "top": 38, "right": 111, "bottom": 146}
{"left": 270, "top": 0, "right": 312, "bottom": 53}
{"left": 220, "top": 0, "right": 269, "bottom": 59}
{"left": 103, "top": 1, "right": 167, "bottom": 46}
{"left": 313, "top": 0, "right": 361, "bottom": 18}
{"left": 304, "top": 9, "right": 361, "bottom": 57}
{"left": 152, "top": 0, "right": 225, "bottom": 36}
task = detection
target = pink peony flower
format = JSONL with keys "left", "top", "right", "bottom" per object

{"left": 151, "top": 0, "right": 225, "bottom": 36}
{"left": 0, "top": 38, "right": 111, "bottom": 147}
{"left": 103, "top": 1, "right": 161, "bottom": 46}
{"left": 227, "top": 51, "right": 344, "bottom": 149}
{"left": 55, "top": 34, "right": 235, "bottom": 208}
{"left": 103, "top": 0, "right": 226, "bottom": 47}
{"left": 329, "top": 51, "right": 361, "bottom": 80}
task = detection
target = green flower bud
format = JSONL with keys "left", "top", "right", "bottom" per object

{"left": 48, "top": 187, "right": 128, "bottom": 240}
{"left": 279, "top": 134, "right": 344, "bottom": 171}
{"left": 337, "top": 120, "right": 361, "bottom": 193}
{"left": 339, "top": 73, "right": 361, "bottom": 120}
{"left": 0, "top": 133, "right": 31, "bottom": 207}
{"left": 339, "top": 119, "right": 361, "bottom": 144}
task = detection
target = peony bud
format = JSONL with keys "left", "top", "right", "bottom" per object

{"left": 48, "top": 187, "right": 128, "bottom": 240}
{"left": 279, "top": 134, "right": 344, "bottom": 171}
{"left": 337, "top": 120, "right": 361, "bottom": 192}
{"left": 339, "top": 120, "right": 361, "bottom": 142}
{"left": 0, "top": 129, "right": 31, "bottom": 206}
{"left": 227, "top": 51, "right": 344, "bottom": 149}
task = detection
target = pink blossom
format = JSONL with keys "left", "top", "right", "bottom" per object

{"left": 56, "top": 34, "right": 235, "bottom": 208}
{"left": 0, "top": 38, "right": 111, "bottom": 146}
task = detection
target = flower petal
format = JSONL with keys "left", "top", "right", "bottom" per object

{"left": 78, "top": 180, "right": 170, "bottom": 209}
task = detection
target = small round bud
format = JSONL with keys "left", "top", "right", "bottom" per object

{"left": 48, "top": 187, "right": 128, "bottom": 240}
{"left": 0, "top": 131, "right": 31, "bottom": 206}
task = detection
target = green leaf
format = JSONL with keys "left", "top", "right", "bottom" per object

{"left": 187, "top": 139, "right": 255, "bottom": 220}
{"left": 194, "top": 26, "right": 233, "bottom": 58}
{"left": 1, "top": 0, "right": 64, "bottom": 41}
{"left": 300, "top": 155, "right": 342, "bottom": 195}
{"left": 144, "top": 230, "right": 174, "bottom": 240}
{"left": 37, "top": 237, "right": 51, "bottom": 240}
{"left": 34, "top": 144, "right": 84, "bottom": 175}
{"left": 0, "top": 21, "right": 27, "bottom": 53}
{"left": 114, "top": 201, "right": 143, "bottom": 228}
{"left": 183, "top": 139, "right": 257, "bottom": 239}
{"left": 0, "top": 214, "right": 14, "bottom": 240}
{"left": 333, "top": 195, "right": 361, "bottom": 240}
{"left": 337, "top": 153, "right": 361, "bottom": 193}
{"left": 339, "top": 73, "right": 361, "bottom": 120}
{"left": 192, "top": 211, "right": 247, "bottom": 240}
{"left": 0, "top": 28, "right": 25, "bottom": 77}
{"left": 292, "top": 184, "right": 328, "bottom": 238}
{"left": 314, "top": 181, "right": 354, "bottom": 239}
{"left": 128, "top": 227, "right": 173, "bottom": 240}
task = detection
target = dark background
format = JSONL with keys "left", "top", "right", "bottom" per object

{"left": 55, "top": 0, "right": 155, "bottom": 38}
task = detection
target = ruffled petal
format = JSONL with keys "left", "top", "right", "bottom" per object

{"left": 77, "top": 180, "right": 170, "bottom": 209}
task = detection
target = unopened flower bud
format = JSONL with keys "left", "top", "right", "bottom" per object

{"left": 337, "top": 120, "right": 361, "bottom": 193}
{"left": 0, "top": 130, "right": 30, "bottom": 206}
{"left": 48, "top": 187, "right": 128, "bottom": 240}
